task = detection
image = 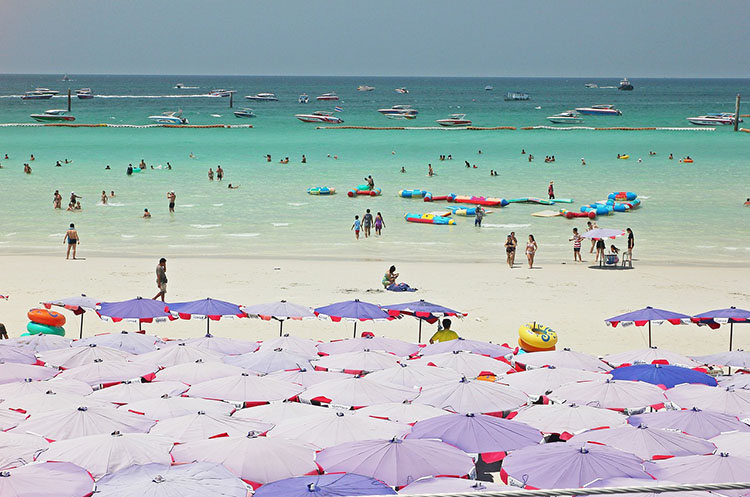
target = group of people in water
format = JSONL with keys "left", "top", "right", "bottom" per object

{"left": 351, "top": 208, "right": 385, "bottom": 239}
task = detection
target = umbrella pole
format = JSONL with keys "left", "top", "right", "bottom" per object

{"left": 418, "top": 318, "right": 423, "bottom": 343}
{"left": 353, "top": 321, "right": 357, "bottom": 339}
{"left": 279, "top": 319, "right": 283, "bottom": 337}
{"left": 648, "top": 321, "right": 652, "bottom": 348}
{"left": 206, "top": 318, "right": 210, "bottom": 336}
{"left": 730, "top": 322, "right": 734, "bottom": 352}
{"left": 79, "top": 313, "right": 84, "bottom": 339}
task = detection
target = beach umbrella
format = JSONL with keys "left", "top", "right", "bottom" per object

{"left": 354, "top": 402, "right": 452, "bottom": 424}
{"left": 43, "top": 294, "right": 98, "bottom": 338}
{"left": 268, "top": 368, "right": 350, "bottom": 387}
{"left": 300, "top": 375, "right": 418, "bottom": 408}
{"left": 548, "top": 378, "right": 667, "bottom": 411}
{"left": 316, "top": 438, "right": 475, "bottom": 488}
{"left": 0, "top": 345, "right": 37, "bottom": 365}
{"left": 694, "top": 349, "right": 750, "bottom": 369}
{"left": 606, "top": 306, "right": 691, "bottom": 347}
{"left": 413, "top": 377, "right": 528, "bottom": 414}
{"left": 381, "top": 299, "right": 467, "bottom": 343}
{"left": 258, "top": 335, "right": 319, "bottom": 358}
{"left": 95, "top": 462, "right": 248, "bottom": 497}
{"left": 399, "top": 477, "right": 507, "bottom": 494}
{"left": 501, "top": 442, "right": 649, "bottom": 489}
{"left": 585, "top": 477, "right": 719, "bottom": 497}
{"left": 5, "top": 333, "right": 70, "bottom": 352}
{"left": 132, "top": 343, "right": 223, "bottom": 368}
{"left": 185, "top": 372, "right": 304, "bottom": 406}
{"left": 628, "top": 407, "right": 750, "bottom": 439}
{"left": 232, "top": 399, "right": 325, "bottom": 424}
{"left": 497, "top": 366, "right": 609, "bottom": 398}
{"left": 0, "top": 461, "right": 94, "bottom": 497}
{"left": 666, "top": 383, "right": 750, "bottom": 417}
{"left": 73, "top": 331, "right": 162, "bottom": 354}
{"left": 170, "top": 433, "right": 318, "bottom": 488}
{"left": 88, "top": 380, "right": 188, "bottom": 405}
{"left": 167, "top": 298, "right": 247, "bottom": 335}
{"left": 692, "top": 307, "right": 750, "bottom": 351}
{"left": 581, "top": 228, "right": 626, "bottom": 239}
{"left": 148, "top": 411, "right": 273, "bottom": 442}
{"left": 366, "top": 362, "right": 462, "bottom": 389}
{"left": 125, "top": 396, "right": 235, "bottom": 420}
{"left": 645, "top": 453, "right": 750, "bottom": 486}
{"left": 568, "top": 423, "right": 716, "bottom": 460}
{"left": 57, "top": 358, "right": 158, "bottom": 386}
{"left": 224, "top": 348, "right": 314, "bottom": 374}
{"left": 0, "top": 431, "right": 49, "bottom": 470}
{"left": 313, "top": 349, "right": 402, "bottom": 373}
{"left": 719, "top": 373, "right": 750, "bottom": 389}
{"left": 153, "top": 359, "right": 247, "bottom": 385}
{"left": 420, "top": 337, "right": 513, "bottom": 358}
{"left": 0, "top": 363, "right": 57, "bottom": 384}
{"left": 412, "top": 350, "right": 511, "bottom": 377}
{"left": 610, "top": 363, "right": 717, "bottom": 388}
{"left": 710, "top": 432, "right": 750, "bottom": 458}
{"left": 604, "top": 347, "right": 700, "bottom": 368}
{"left": 409, "top": 412, "right": 542, "bottom": 453}
{"left": 36, "top": 431, "right": 173, "bottom": 479}
{"left": 267, "top": 409, "right": 411, "bottom": 449}
{"left": 0, "top": 408, "right": 29, "bottom": 431}
{"left": 317, "top": 335, "right": 420, "bottom": 357}
{"left": 242, "top": 300, "right": 316, "bottom": 337}
{"left": 38, "top": 344, "right": 133, "bottom": 369}
{"left": 314, "top": 299, "right": 394, "bottom": 338}
{"left": 96, "top": 297, "right": 174, "bottom": 329}
{"left": 514, "top": 347, "right": 611, "bottom": 372}
{"left": 179, "top": 333, "right": 257, "bottom": 355}
{"left": 512, "top": 403, "right": 627, "bottom": 436}
{"left": 254, "top": 473, "right": 396, "bottom": 497}
{"left": 2, "top": 391, "right": 110, "bottom": 416}
{"left": 11, "top": 405, "right": 155, "bottom": 440}
{"left": 0, "top": 377, "right": 92, "bottom": 398}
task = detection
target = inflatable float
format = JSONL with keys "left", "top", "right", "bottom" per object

{"left": 509, "top": 197, "right": 554, "bottom": 206}
{"left": 451, "top": 195, "right": 509, "bottom": 207}
{"left": 399, "top": 189, "right": 428, "bottom": 198}
{"left": 27, "top": 308, "right": 66, "bottom": 327}
{"left": 26, "top": 321, "right": 66, "bottom": 336}
{"left": 348, "top": 188, "right": 382, "bottom": 197}
{"left": 423, "top": 192, "right": 454, "bottom": 202}
{"left": 518, "top": 322, "right": 557, "bottom": 352}
{"left": 307, "top": 187, "right": 335, "bottom": 195}
{"left": 618, "top": 155, "right": 630, "bottom": 160}
{"left": 448, "top": 206, "right": 489, "bottom": 216}
{"left": 405, "top": 213, "right": 455, "bottom": 225}
{"left": 682, "top": 158, "right": 694, "bottom": 163}
{"left": 607, "top": 192, "right": 637, "bottom": 201}
{"left": 560, "top": 209, "right": 596, "bottom": 219}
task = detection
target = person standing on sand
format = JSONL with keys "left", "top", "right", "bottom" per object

{"left": 428, "top": 164, "right": 434, "bottom": 176}
{"left": 216, "top": 166, "right": 224, "bottom": 181}
{"left": 526, "top": 234, "right": 537, "bottom": 269}
{"left": 152, "top": 258, "right": 168, "bottom": 302}
{"left": 167, "top": 191, "right": 176, "bottom": 213}
{"left": 63, "top": 223, "right": 79, "bottom": 260}
{"left": 586, "top": 221, "right": 599, "bottom": 253}
{"left": 569, "top": 227, "right": 583, "bottom": 262}
{"left": 548, "top": 181, "right": 555, "bottom": 200}
{"left": 208, "top": 168, "right": 214, "bottom": 181}
{"left": 627, "top": 228, "right": 635, "bottom": 260}
{"left": 504, "top": 235, "right": 516, "bottom": 268}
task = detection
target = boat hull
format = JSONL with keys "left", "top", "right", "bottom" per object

{"left": 31, "top": 115, "right": 75, "bottom": 122}
{"left": 22, "top": 94, "right": 54, "bottom": 100}
{"left": 436, "top": 120, "right": 472, "bottom": 127}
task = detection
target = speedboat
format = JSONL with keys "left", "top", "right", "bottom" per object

{"left": 76, "top": 88, "right": 94, "bottom": 99}
{"left": 148, "top": 111, "right": 189, "bottom": 125}
{"left": 317, "top": 92, "right": 339, "bottom": 101}
{"left": 30, "top": 109, "right": 75, "bottom": 122}
{"left": 209, "top": 89, "right": 234, "bottom": 97}
{"left": 377, "top": 104, "right": 418, "bottom": 119}
{"left": 575, "top": 104, "right": 622, "bottom": 116}
{"left": 62, "top": 74, "right": 70, "bottom": 81}
{"left": 233, "top": 108, "right": 256, "bottom": 118}
{"left": 295, "top": 111, "right": 343, "bottom": 124}
{"left": 22, "top": 91, "right": 54, "bottom": 100}
{"left": 35, "top": 88, "right": 59, "bottom": 95}
{"left": 687, "top": 113, "right": 741, "bottom": 126}
{"left": 436, "top": 114, "right": 472, "bottom": 127}
{"left": 584, "top": 83, "right": 598, "bottom": 88}
{"left": 618, "top": 78, "right": 634, "bottom": 91}
{"left": 357, "top": 85, "right": 375, "bottom": 91}
{"left": 547, "top": 111, "right": 584, "bottom": 124}
{"left": 485, "top": 85, "right": 494, "bottom": 91}
{"left": 395, "top": 87, "right": 409, "bottom": 94}
{"left": 246, "top": 93, "right": 278, "bottom": 101}
{"left": 298, "top": 94, "right": 309, "bottom": 104}
{"left": 505, "top": 92, "right": 530, "bottom": 101}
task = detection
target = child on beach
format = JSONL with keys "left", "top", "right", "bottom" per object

{"left": 569, "top": 228, "right": 583, "bottom": 262}
{"left": 351, "top": 215, "right": 361, "bottom": 239}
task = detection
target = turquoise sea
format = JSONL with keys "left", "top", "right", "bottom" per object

{"left": 1, "top": 75, "right": 749, "bottom": 263}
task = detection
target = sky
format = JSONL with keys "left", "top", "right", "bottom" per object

{"left": 1, "top": 0, "right": 748, "bottom": 77}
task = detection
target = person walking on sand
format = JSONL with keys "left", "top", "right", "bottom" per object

{"left": 63, "top": 223, "right": 79, "bottom": 260}
{"left": 595, "top": 237, "right": 606, "bottom": 263}
{"left": 569, "top": 227, "right": 583, "bottom": 262}
{"left": 216, "top": 166, "right": 224, "bottom": 181}
{"left": 504, "top": 234, "right": 516, "bottom": 268}
{"left": 152, "top": 258, "right": 168, "bottom": 302}
{"left": 208, "top": 168, "right": 214, "bottom": 181}
{"left": 526, "top": 234, "right": 537, "bottom": 269}
{"left": 548, "top": 181, "right": 555, "bottom": 200}
{"left": 429, "top": 318, "right": 459, "bottom": 344}
{"left": 167, "top": 191, "right": 176, "bottom": 214}
{"left": 362, "top": 209, "right": 374, "bottom": 238}
{"left": 375, "top": 212, "right": 385, "bottom": 236}
{"left": 351, "top": 215, "right": 361, "bottom": 240}
{"left": 627, "top": 227, "right": 635, "bottom": 260}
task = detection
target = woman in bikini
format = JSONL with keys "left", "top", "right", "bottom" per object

{"left": 504, "top": 235, "right": 516, "bottom": 268}
{"left": 525, "top": 234, "right": 537, "bottom": 269}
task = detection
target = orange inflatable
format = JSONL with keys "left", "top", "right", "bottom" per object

{"left": 27, "top": 308, "right": 66, "bottom": 327}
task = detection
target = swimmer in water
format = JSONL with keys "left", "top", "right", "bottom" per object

{"left": 55, "top": 161, "right": 61, "bottom": 167}
{"left": 101, "top": 191, "right": 108, "bottom": 205}
{"left": 400, "top": 166, "right": 406, "bottom": 173}
{"left": 143, "top": 208, "right": 151, "bottom": 218}
{"left": 208, "top": 168, "right": 214, "bottom": 181}
{"left": 428, "top": 164, "right": 434, "bottom": 176}
{"left": 669, "top": 153, "right": 673, "bottom": 160}
{"left": 581, "top": 158, "right": 586, "bottom": 165}
{"left": 227, "top": 184, "right": 239, "bottom": 189}
{"left": 105, "top": 165, "right": 111, "bottom": 170}
{"left": 266, "top": 154, "right": 272, "bottom": 162}
{"left": 166, "top": 162, "right": 172, "bottom": 169}
{"left": 301, "top": 155, "right": 306, "bottom": 163}
{"left": 189, "top": 152, "right": 196, "bottom": 159}
{"left": 216, "top": 165, "right": 223, "bottom": 180}
{"left": 167, "top": 191, "right": 176, "bottom": 213}
{"left": 110, "top": 191, "right": 115, "bottom": 197}
{"left": 30, "top": 154, "right": 35, "bottom": 161}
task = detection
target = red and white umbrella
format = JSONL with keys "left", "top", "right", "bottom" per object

{"left": 36, "top": 431, "right": 173, "bottom": 479}
{"left": 0, "top": 377, "right": 92, "bottom": 398}
{"left": 267, "top": 368, "right": 350, "bottom": 388}
{"left": 317, "top": 336, "right": 420, "bottom": 357}
{"left": 299, "top": 376, "right": 418, "bottom": 408}
{"left": 515, "top": 348, "right": 611, "bottom": 372}
{"left": 366, "top": 363, "right": 462, "bottom": 389}
{"left": 412, "top": 351, "right": 511, "bottom": 377}
{"left": 497, "top": 366, "right": 609, "bottom": 398}
{"left": 2, "top": 391, "right": 110, "bottom": 416}
{"left": 6, "top": 334, "right": 71, "bottom": 353}
{"left": 512, "top": 403, "right": 627, "bottom": 436}
{"left": 420, "top": 338, "right": 513, "bottom": 358}
{"left": 242, "top": 300, "right": 317, "bottom": 337}
{"left": 258, "top": 335, "right": 319, "bottom": 359}
{"left": 185, "top": 372, "right": 304, "bottom": 406}
{"left": 132, "top": 343, "right": 223, "bottom": 368}
{"left": 603, "top": 347, "right": 700, "bottom": 368}
{"left": 0, "top": 431, "right": 49, "bottom": 470}
{"left": 38, "top": 344, "right": 133, "bottom": 369}
{"left": 174, "top": 334, "right": 258, "bottom": 356}
{"left": 170, "top": 433, "right": 318, "bottom": 488}
{"left": 666, "top": 383, "right": 750, "bottom": 417}
{"left": 153, "top": 359, "right": 246, "bottom": 385}
{"left": 710, "top": 432, "right": 750, "bottom": 458}
{"left": 267, "top": 409, "right": 411, "bottom": 449}
{"left": 399, "top": 476, "right": 508, "bottom": 494}
{"left": 414, "top": 377, "right": 528, "bottom": 413}
{"left": 224, "top": 348, "right": 314, "bottom": 374}
{"left": 0, "top": 461, "right": 94, "bottom": 497}
{"left": 73, "top": 331, "right": 162, "bottom": 355}
{"left": 11, "top": 405, "right": 155, "bottom": 440}
{"left": 88, "top": 380, "right": 188, "bottom": 405}
{"left": 0, "top": 345, "right": 38, "bottom": 365}
{"left": 354, "top": 402, "right": 452, "bottom": 424}
{"left": 313, "top": 349, "right": 402, "bottom": 374}
{"left": 549, "top": 378, "right": 667, "bottom": 411}
{"left": 125, "top": 396, "right": 235, "bottom": 420}
{"left": 0, "top": 364, "right": 57, "bottom": 384}
{"left": 232, "top": 400, "right": 326, "bottom": 424}
{"left": 644, "top": 453, "right": 750, "bottom": 487}
{"left": 0, "top": 409, "right": 27, "bottom": 431}
{"left": 149, "top": 411, "right": 273, "bottom": 442}
{"left": 57, "top": 359, "right": 158, "bottom": 386}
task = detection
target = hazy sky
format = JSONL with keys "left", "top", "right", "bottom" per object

{"left": 2, "top": 0, "right": 748, "bottom": 77}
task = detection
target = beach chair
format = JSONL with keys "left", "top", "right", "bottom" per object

{"left": 621, "top": 251, "right": 633, "bottom": 268}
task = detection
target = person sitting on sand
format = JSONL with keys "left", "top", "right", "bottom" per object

{"left": 430, "top": 318, "right": 459, "bottom": 344}
{"left": 609, "top": 244, "right": 621, "bottom": 264}
{"left": 143, "top": 208, "right": 151, "bottom": 218}
{"left": 227, "top": 184, "right": 239, "bottom": 189}
{"left": 382, "top": 265, "right": 399, "bottom": 288}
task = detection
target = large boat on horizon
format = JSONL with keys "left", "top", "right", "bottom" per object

{"left": 295, "top": 111, "right": 343, "bottom": 124}
{"left": 378, "top": 104, "right": 418, "bottom": 119}
{"left": 547, "top": 110, "right": 584, "bottom": 124}
{"left": 148, "top": 111, "right": 189, "bottom": 125}
{"left": 618, "top": 78, "right": 634, "bottom": 91}
{"left": 436, "top": 114, "right": 472, "bottom": 127}
{"left": 575, "top": 104, "right": 622, "bottom": 116}
{"left": 30, "top": 109, "right": 75, "bottom": 122}
{"left": 246, "top": 92, "right": 278, "bottom": 101}
{"left": 687, "top": 113, "right": 741, "bottom": 126}
{"left": 209, "top": 89, "right": 234, "bottom": 97}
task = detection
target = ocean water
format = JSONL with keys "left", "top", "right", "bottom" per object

{"left": 1, "top": 75, "right": 749, "bottom": 263}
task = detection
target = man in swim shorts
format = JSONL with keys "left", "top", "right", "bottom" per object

{"left": 167, "top": 191, "right": 176, "bottom": 213}
{"left": 362, "top": 209, "right": 373, "bottom": 238}
{"left": 63, "top": 223, "right": 79, "bottom": 260}
{"left": 153, "top": 258, "right": 168, "bottom": 302}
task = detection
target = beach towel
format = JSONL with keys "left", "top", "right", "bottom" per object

{"left": 387, "top": 283, "right": 417, "bottom": 292}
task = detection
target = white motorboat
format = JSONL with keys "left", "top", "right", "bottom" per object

{"left": 76, "top": 88, "right": 94, "bottom": 99}
{"left": 148, "top": 111, "right": 189, "bottom": 125}
{"left": 575, "top": 104, "right": 622, "bottom": 116}
{"left": 618, "top": 78, "right": 634, "bottom": 91}
{"left": 233, "top": 108, "right": 256, "bottom": 118}
{"left": 317, "top": 92, "right": 339, "bottom": 101}
{"left": 395, "top": 87, "right": 409, "bottom": 94}
{"left": 687, "top": 113, "right": 741, "bottom": 126}
{"left": 35, "top": 88, "right": 59, "bottom": 95}
{"left": 295, "top": 111, "right": 343, "bottom": 124}
{"left": 298, "top": 94, "right": 309, "bottom": 104}
{"left": 377, "top": 104, "right": 418, "bottom": 119}
{"left": 505, "top": 92, "right": 530, "bottom": 101}
{"left": 357, "top": 85, "right": 375, "bottom": 91}
{"left": 209, "top": 89, "right": 234, "bottom": 97}
{"left": 485, "top": 85, "right": 494, "bottom": 91}
{"left": 22, "top": 91, "right": 54, "bottom": 100}
{"left": 246, "top": 92, "right": 278, "bottom": 101}
{"left": 436, "top": 114, "right": 472, "bottom": 127}
{"left": 547, "top": 111, "right": 584, "bottom": 124}
{"left": 30, "top": 109, "right": 75, "bottom": 122}
{"left": 584, "top": 83, "right": 598, "bottom": 88}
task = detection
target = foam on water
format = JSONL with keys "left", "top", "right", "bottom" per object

{"left": 190, "top": 224, "right": 222, "bottom": 229}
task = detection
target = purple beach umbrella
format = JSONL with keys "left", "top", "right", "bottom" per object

{"left": 167, "top": 298, "right": 247, "bottom": 334}
{"left": 0, "top": 461, "right": 95, "bottom": 497}
{"left": 398, "top": 476, "right": 508, "bottom": 494}
{"left": 315, "top": 299, "right": 394, "bottom": 338}
{"left": 381, "top": 299, "right": 467, "bottom": 343}
{"left": 665, "top": 383, "right": 750, "bottom": 417}
{"left": 420, "top": 338, "right": 514, "bottom": 358}
{"left": 606, "top": 306, "right": 691, "bottom": 347}
{"left": 253, "top": 473, "right": 396, "bottom": 497}
{"left": 692, "top": 307, "right": 750, "bottom": 351}
{"left": 645, "top": 453, "right": 750, "bottom": 487}
{"left": 628, "top": 407, "right": 750, "bottom": 439}
{"left": 96, "top": 297, "right": 174, "bottom": 328}
{"left": 610, "top": 363, "right": 717, "bottom": 388}
{"left": 242, "top": 300, "right": 316, "bottom": 337}
{"left": 43, "top": 294, "right": 99, "bottom": 338}
{"left": 694, "top": 350, "right": 750, "bottom": 369}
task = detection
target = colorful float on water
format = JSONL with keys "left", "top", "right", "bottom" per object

{"left": 348, "top": 185, "right": 382, "bottom": 197}
{"left": 307, "top": 187, "right": 336, "bottom": 195}
{"left": 404, "top": 213, "right": 456, "bottom": 225}
{"left": 399, "top": 189, "right": 428, "bottom": 198}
